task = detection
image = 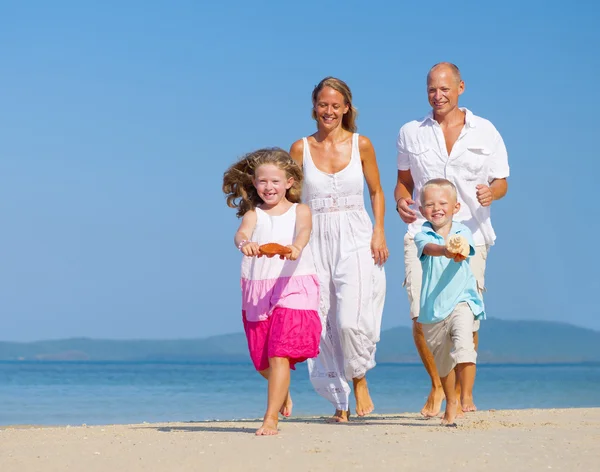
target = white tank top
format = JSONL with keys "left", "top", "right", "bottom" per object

{"left": 301, "top": 133, "right": 366, "bottom": 214}
{"left": 241, "top": 204, "right": 317, "bottom": 281}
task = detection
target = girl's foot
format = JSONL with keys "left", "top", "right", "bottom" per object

{"left": 279, "top": 392, "right": 293, "bottom": 417}
{"left": 256, "top": 416, "right": 279, "bottom": 436}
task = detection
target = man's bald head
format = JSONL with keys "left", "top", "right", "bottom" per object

{"left": 427, "top": 62, "right": 462, "bottom": 85}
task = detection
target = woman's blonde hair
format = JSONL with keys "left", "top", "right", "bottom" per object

{"left": 311, "top": 77, "right": 358, "bottom": 133}
{"left": 223, "top": 148, "right": 303, "bottom": 217}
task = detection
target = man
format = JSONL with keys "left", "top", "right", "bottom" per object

{"left": 395, "top": 62, "right": 509, "bottom": 416}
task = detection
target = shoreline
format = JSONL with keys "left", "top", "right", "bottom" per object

{"left": 2, "top": 408, "right": 599, "bottom": 471}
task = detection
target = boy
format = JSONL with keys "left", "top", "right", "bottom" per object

{"left": 414, "top": 178, "right": 485, "bottom": 425}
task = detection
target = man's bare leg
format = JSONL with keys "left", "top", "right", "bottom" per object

{"left": 413, "top": 320, "right": 445, "bottom": 417}
{"left": 256, "top": 357, "right": 290, "bottom": 436}
{"left": 456, "top": 331, "right": 478, "bottom": 412}
{"left": 353, "top": 376, "right": 374, "bottom": 417}
{"left": 259, "top": 369, "right": 293, "bottom": 417}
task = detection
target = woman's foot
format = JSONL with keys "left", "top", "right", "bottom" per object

{"left": 325, "top": 409, "right": 350, "bottom": 423}
{"left": 353, "top": 377, "right": 374, "bottom": 417}
{"left": 256, "top": 416, "right": 279, "bottom": 436}
{"left": 279, "top": 392, "right": 293, "bottom": 417}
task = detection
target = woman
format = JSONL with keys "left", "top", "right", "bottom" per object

{"left": 289, "top": 77, "right": 388, "bottom": 422}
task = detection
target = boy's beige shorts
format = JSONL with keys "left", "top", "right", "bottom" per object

{"left": 403, "top": 233, "right": 489, "bottom": 332}
{"left": 421, "top": 302, "right": 478, "bottom": 377}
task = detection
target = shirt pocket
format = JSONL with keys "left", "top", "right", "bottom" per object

{"left": 461, "top": 145, "right": 490, "bottom": 181}
{"left": 405, "top": 143, "right": 437, "bottom": 181}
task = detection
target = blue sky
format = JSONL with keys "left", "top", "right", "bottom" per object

{"left": 1, "top": 1, "right": 599, "bottom": 341}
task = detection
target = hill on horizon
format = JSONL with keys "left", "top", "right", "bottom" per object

{"left": 0, "top": 318, "right": 598, "bottom": 364}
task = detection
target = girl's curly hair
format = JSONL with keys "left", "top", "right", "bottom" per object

{"left": 222, "top": 148, "right": 303, "bottom": 217}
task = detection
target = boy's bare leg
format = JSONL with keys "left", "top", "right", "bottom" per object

{"left": 456, "top": 332, "right": 478, "bottom": 412}
{"left": 456, "top": 361, "right": 477, "bottom": 412}
{"left": 353, "top": 376, "right": 374, "bottom": 417}
{"left": 413, "top": 320, "right": 445, "bottom": 417}
{"left": 439, "top": 369, "right": 460, "bottom": 426}
{"left": 256, "top": 357, "right": 290, "bottom": 436}
{"left": 259, "top": 369, "right": 293, "bottom": 417}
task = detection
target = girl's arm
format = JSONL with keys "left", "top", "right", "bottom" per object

{"left": 234, "top": 210, "right": 259, "bottom": 257}
{"left": 286, "top": 204, "right": 312, "bottom": 260}
{"left": 359, "top": 135, "right": 389, "bottom": 266}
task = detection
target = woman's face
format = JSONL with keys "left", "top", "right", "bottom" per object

{"left": 313, "top": 86, "right": 349, "bottom": 131}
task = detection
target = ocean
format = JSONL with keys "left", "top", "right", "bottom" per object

{"left": 1, "top": 361, "right": 599, "bottom": 426}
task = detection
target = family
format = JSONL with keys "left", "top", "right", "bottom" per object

{"left": 222, "top": 62, "right": 510, "bottom": 435}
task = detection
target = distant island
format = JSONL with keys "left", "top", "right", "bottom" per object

{"left": 1, "top": 319, "right": 598, "bottom": 364}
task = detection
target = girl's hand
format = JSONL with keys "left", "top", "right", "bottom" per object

{"left": 285, "top": 245, "right": 301, "bottom": 261}
{"left": 241, "top": 241, "right": 260, "bottom": 257}
{"left": 371, "top": 229, "right": 389, "bottom": 266}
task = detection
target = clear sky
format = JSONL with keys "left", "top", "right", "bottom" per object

{"left": 2, "top": 1, "right": 599, "bottom": 341}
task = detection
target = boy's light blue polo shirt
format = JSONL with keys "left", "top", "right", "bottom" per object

{"left": 414, "top": 221, "right": 485, "bottom": 324}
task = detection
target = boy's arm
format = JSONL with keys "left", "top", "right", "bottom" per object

{"left": 422, "top": 243, "right": 454, "bottom": 259}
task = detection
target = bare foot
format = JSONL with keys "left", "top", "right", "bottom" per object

{"left": 420, "top": 386, "right": 445, "bottom": 418}
{"left": 279, "top": 392, "right": 293, "bottom": 417}
{"left": 441, "top": 400, "right": 460, "bottom": 426}
{"left": 255, "top": 416, "right": 279, "bottom": 436}
{"left": 461, "top": 394, "right": 477, "bottom": 412}
{"left": 353, "top": 377, "right": 374, "bottom": 417}
{"left": 325, "top": 409, "right": 350, "bottom": 423}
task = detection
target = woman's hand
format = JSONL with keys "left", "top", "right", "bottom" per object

{"left": 371, "top": 229, "right": 389, "bottom": 266}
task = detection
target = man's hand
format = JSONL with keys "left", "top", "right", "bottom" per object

{"left": 396, "top": 197, "right": 417, "bottom": 224}
{"left": 476, "top": 184, "right": 494, "bottom": 207}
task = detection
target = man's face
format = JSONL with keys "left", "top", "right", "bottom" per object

{"left": 427, "top": 68, "right": 464, "bottom": 116}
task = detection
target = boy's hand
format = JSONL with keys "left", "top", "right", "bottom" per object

{"left": 285, "top": 245, "right": 301, "bottom": 261}
{"left": 241, "top": 241, "right": 260, "bottom": 257}
{"left": 443, "top": 247, "right": 456, "bottom": 259}
{"left": 453, "top": 254, "right": 467, "bottom": 263}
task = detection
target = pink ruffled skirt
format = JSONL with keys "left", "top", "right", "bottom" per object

{"left": 242, "top": 307, "right": 321, "bottom": 371}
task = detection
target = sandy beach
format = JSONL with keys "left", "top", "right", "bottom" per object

{"left": 1, "top": 408, "right": 598, "bottom": 471}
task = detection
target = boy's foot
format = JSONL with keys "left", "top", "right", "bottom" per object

{"left": 441, "top": 400, "right": 460, "bottom": 426}
{"left": 421, "top": 386, "right": 445, "bottom": 418}
{"left": 279, "top": 392, "right": 293, "bottom": 417}
{"left": 461, "top": 394, "right": 477, "bottom": 412}
{"left": 353, "top": 377, "right": 374, "bottom": 416}
{"left": 325, "top": 409, "right": 350, "bottom": 423}
{"left": 256, "top": 417, "right": 279, "bottom": 436}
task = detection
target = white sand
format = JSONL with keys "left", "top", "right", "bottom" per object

{"left": 1, "top": 408, "right": 598, "bottom": 471}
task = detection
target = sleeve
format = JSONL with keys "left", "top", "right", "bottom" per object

{"left": 414, "top": 231, "right": 435, "bottom": 261}
{"left": 396, "top": 128, "right": 410, "bottom": 171}
{"left": 488, "top": 130, "right": 510, "bottom": 181}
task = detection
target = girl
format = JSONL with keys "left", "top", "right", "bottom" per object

{"left": 222, "top": 147, "right": 321, "bottom": 436}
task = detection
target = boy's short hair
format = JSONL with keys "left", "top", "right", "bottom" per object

{"left": 420, "top": 178, "right": 458, "bottom": 205}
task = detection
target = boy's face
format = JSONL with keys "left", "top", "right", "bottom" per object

{"left": 420, "top": 186, "right": 460, "bottom": 230}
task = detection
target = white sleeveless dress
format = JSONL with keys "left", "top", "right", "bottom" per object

{"left": 302, "top": 133, "right": 386, "bottom": 411}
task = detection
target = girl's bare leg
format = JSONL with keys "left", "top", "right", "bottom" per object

{"left": 259, "top": 368, "right": 293, "bottom": 417}
{"left": 256, "top": 357, "right": 290, "bottom": 436}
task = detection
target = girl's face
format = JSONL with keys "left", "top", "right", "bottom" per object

{"left": 313, "top": 86, "right": 349, "bottom": 131}
{"left": 253, "top": 164, "right": 293, "bottom": 207}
